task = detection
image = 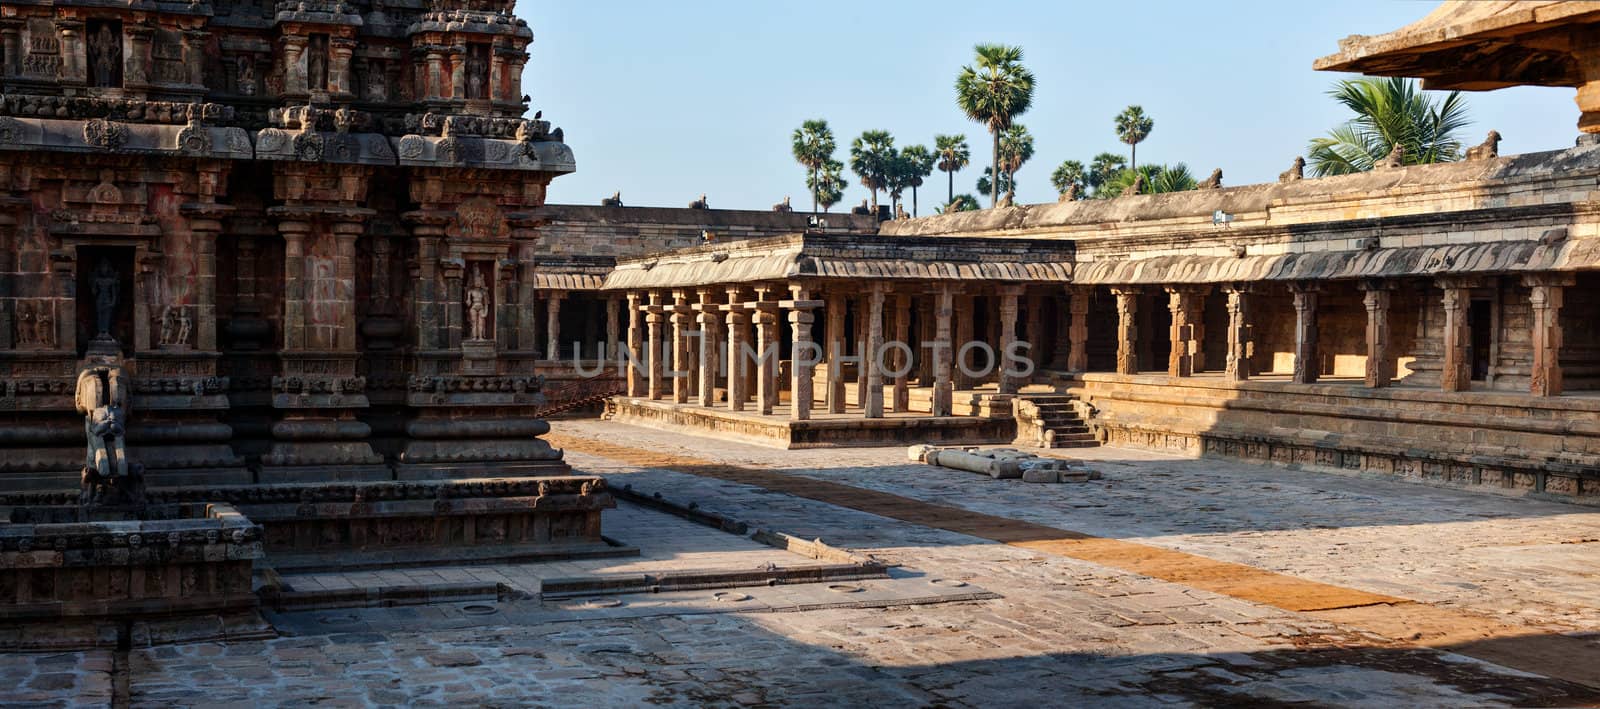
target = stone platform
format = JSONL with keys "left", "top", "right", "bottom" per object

{"left": 605, "top": 396, "right": 1015, "bottom": 449}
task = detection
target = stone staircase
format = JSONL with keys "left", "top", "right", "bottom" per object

{"left": 1015, "top": 394, "right": 1099, "bottom": 449}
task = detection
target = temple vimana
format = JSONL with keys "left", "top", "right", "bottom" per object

{"left": 4, "top": 0, "right": 1600, "bottom": 704}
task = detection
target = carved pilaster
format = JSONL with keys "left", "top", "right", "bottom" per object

{"left": 1439, "top": 279, "right": 1473, "bottom": 392}
{"left": 824, "top": 292, "right": 846, "bottom": 414}
{"left": 997, "top": 285, "right": 1021, "bottom": 393}
{"left": 1067, "top": 286, "right": 1090, "bottom": 373}
{"left": 1360, "top": 280, "right": 1395, "bottom": 388}
{"left": 724, "top": 287, "right": 747, "bottom": 411}
{"left": 788, "top": 283, "right": 820, "bottom": 421}
{"left": 1111, "top": 287, "right": 1141, "bottom": 375}
{"left": 932, "top": 285, "right": 955, "bottom": 416}
{"left": 864, "top": 284, "right": 886, "bottom": 418}
{"left": 1222, "top": 284, "right": 1252, "bottom": 382}
{"left": 625, "top": 292, "right": 644, "bottom": 397}
{"left": 1166, "top": 286, "right": 1208, "bottom": 377}
{"left": 1290, "top": 284, "right": 1320, "bottom": 384}
{"left": 1525, "top": 273, "right": 1575, "bottom": 397}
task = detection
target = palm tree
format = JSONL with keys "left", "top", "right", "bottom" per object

{"left": 934, "top": 134, "right": 971, "bottom": 205}
{"left": 808, "top": 158, "right": 846, "bottom": 213}
{"left": 791, "top": 119, "right": 837, "bottom": 213}
{"left": 1087, "top": 152, "right": 1127, "bottom": 197}
{"left": 1114, "top": 105, "right": 1154, "bottom": 171}
{"left": 955, "top": 44, "right": 1036, "bottom": 208}
{"left": 939, "top": 194, "right": 981, "bottom": 213}
{"left": 899, "top": 144, "right": 936, "bottom": 216}
{"left": 1098, "top": 163, "right": 1197, "bottom": 196}
{"left": 849, "top": 130, "right": 896, "bottom": 213}
{"left": 996, "top": 124, "right": 1034, "bottom": 205}
{"left": 1051, "top": 159, "right": 1086, "bottom": 198}
{"left": 976, "top": 167, "right": 1012, "bottom": 200}
{"left": 1307, "top": 77, "right": 1470, "bottom": 176}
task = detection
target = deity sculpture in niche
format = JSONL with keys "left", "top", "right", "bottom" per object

{"left": 35, "top": 301, "right": 54, "bottom": 348}
{"left": 364, "top": 59, "right": 388, "bottom": 102}
{"left": 16, "top": 302, "right": 35, "bottom": 346}
{"left": 307, "top": 35, "right": 329, "bottom": 92}
{"left": 237, "top": 56, "right": 257, "bottom": 96}
{"left": 91, "top": 259, "right": 119, "bottom": 340}
{"left": 466, "top": 268, "right": 490, "bottom": 341}
{"left": 466, "top": 51, "right": 487, "bottom": 100}
{"left": 88, "top": 22, "right": 122, "bottom": 88}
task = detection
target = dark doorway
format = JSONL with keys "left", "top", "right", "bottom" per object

{"left": 76, "top": 246, "right": 136, "bottom": 356}
{"left": 1469, "top": 299, "right": 1492, "bottom": 381}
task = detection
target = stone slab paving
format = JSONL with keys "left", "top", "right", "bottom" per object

{"left": 554, "top": 420, "right": 1600, "bottom": 634}
{"left": 0, "top": 650, "right": 115, "bottom": 708}
{"left": 279, "top": 501, "right": 812, "bottom": 596}
{"left": 12, "top": 419, "right": 1600, "bottom": 707}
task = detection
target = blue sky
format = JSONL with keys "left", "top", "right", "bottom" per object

{"left": 518, "top": 0, "right": 1578, "bottom": 212}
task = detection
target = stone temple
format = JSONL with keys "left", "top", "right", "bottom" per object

{"left": 5, "top": 0, "right": 1600, "bottom": 705}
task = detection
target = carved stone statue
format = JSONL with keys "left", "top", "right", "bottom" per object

{"left": 1466, "top": 130, "right": 1501, "bottom": 161}
{"left": 89, "top": 24, "right": 122, "bottom": 88}
{"left": 772, "top": 196, "right": 792, "bottom": 213}
{"left": 601, "top": 191, "right": 623, "bottom": 207}
{"left": 1280, "top": 156, "right": 1305, "bottom": 183}
{"left": 91, "top": 259, "right": 119, "bottom": 338}
{"left": 159, "top": 306, "right": 177, "bottom": 346}
{"left": 365, "top": 60, "right": 388, "bottom": 102}
{"left": 177, "top": 307, "right": 192, "bottom": 346}
{"left": 467, "top": 54, "right": 486, "bottom": 99}
{"left": 34, "top": 302, "right": 53, "bottom": 348}
{"left": 688, "top": 194, "right": 709, "bottom": 209}
{"left": 16, "top": 301, "right": 34, "bottom": 346}
{"left": 76, "top": 364, "right": 142, "bottom": 508}
{"left": 237, "top": 56, "right": 256, "bottom": 96}
{"left": 1376, "top": 143, "right": 1405, "bottom": 169}
{"left": 1197, "top": 168, "right": 1223, "bottom": 189}
{"left": 466, "top": 269, "right": 490, "bottom": 341}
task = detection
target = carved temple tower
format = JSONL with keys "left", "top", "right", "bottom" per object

{"left": 0, "top": 0, "right": 575, "bottom": 489}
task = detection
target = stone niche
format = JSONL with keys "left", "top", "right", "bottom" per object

{"left": 0, "top": 502, "right": 268, "bottom": 650}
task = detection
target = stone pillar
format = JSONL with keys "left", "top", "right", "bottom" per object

{"left": 672, "top": 289, "right": 694, "bottom": 405}
{"left": 953, "top": 294, "right": 975, "bottom": 390}
{"left": 329, "top": 37, "right": 357, "bottom": 97}
{"left": 754, "top": 286, "right": 780, "bottom": 415}
{"left": 626, "top": 292, "right": 644, "bottom": 397}
{"left": 279, "top": 220, "right": 310, "bottom": 350}
{"left": 1526, "top": 274, "right": 1573, "bottom": 397}
{"left": 282, "top": 35, "right": 309, "bottom": 97}
{"left": 1223, "top": 285, "right": 1252, "bottom": 382}
{"left": 0, "top": 21, "right": 20, "bottom": 79}
{"left": 918, "top": 296, "right": 936, "bottom": 384}
{"left": 892, "top": 292, "right": 912, "bottom": 412}
{"left": 182, "top": 204, "right": 229, "bottom": 352}
{"left": 605, "top": 296, "right": 621, "bottom": 362}
{"left": 825, "top": 292, "right": 847, "bottom": 413}
{"left": 932, "top": 285, "right": 955, "bottom": 417}
{"left": 425, "top": 50, "right": 444, "bottom": 100}
{"left": 1166, "top": 286, "right": 1207, "bottom": 377}
{"left": 789, "top": 284, "right": 820, "bottom": 421}
{"left": 1111, "top": 287, "right": 1140, "bottom": 375}
{"left": 1440, "top": 281, "right": 1472, "bottom": 392}
{"left": 997, "top": 286, "right": 1021, "bottom": 393}
{"left": 1291, "top": 284, "right": 1320, "bottom": 384}
{"left": 1067, "top": 286, "right": 1090, "bottom": 373}
{"left": 725, "top": 287, "right": 748, "bottom": 412}
{"left": 331, "top": 220, "right": 362, "bottom": 351}
{"left": 646, "top": 291, "right": 666, "bottom": 400}
{"left": 1360, "top": 281, "right": 1395, "bottom": 389}
{"left": 411, "top": 232, "right": 443, "bottom": 350}
{"left": 855, "top": 294, "right": 869, "bottom": 407}
{"left": 1025, "top": 293, "right": 1043, "bottom": 365}
{"left": 544, "top": 290, "right": 565, "bottom": 361}
{"left": 692, "top": 289, "right": 717, "bottom": 406}
{"left": 865, "top": 285, "right": 886, "bottom": 418}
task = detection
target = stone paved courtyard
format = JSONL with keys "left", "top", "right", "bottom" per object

{"left": 8, "top": 419, "right": 1600, "bottom": 707}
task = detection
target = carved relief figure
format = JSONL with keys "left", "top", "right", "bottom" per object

{"left": 177, "top": 307, "right": 192, "bottom": 346}
{"left": 466, "top": 268, "right": 490, "bottom": 341}
{"left": 466, "top": 51, "right": 487, "bottom": 99}
{"left": 159, "top": 306, "right": 177, "bottom": 346}
{"left": 307, "top": 35, "right": 329, "bottom": 91}
{"left": 91, "top": 259, "right": 119, "bottom": 339}
{"left": 365, "top": 60, "right": 387, "bottom": 101}
{"left": 34, "top": 301, "right": 53, "bottom": 348}
{"left": 16, "top": 301, "right": 34, "bottom": 346}
{"left": 237, "top": 56, "right": 257, "bottom": 96}
{"left": 88, "top": 23, "right": 122, "bottom": 88}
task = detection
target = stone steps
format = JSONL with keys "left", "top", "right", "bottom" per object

{"left": 1017, "top": 394, "right": 1100, "bottom": 449}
